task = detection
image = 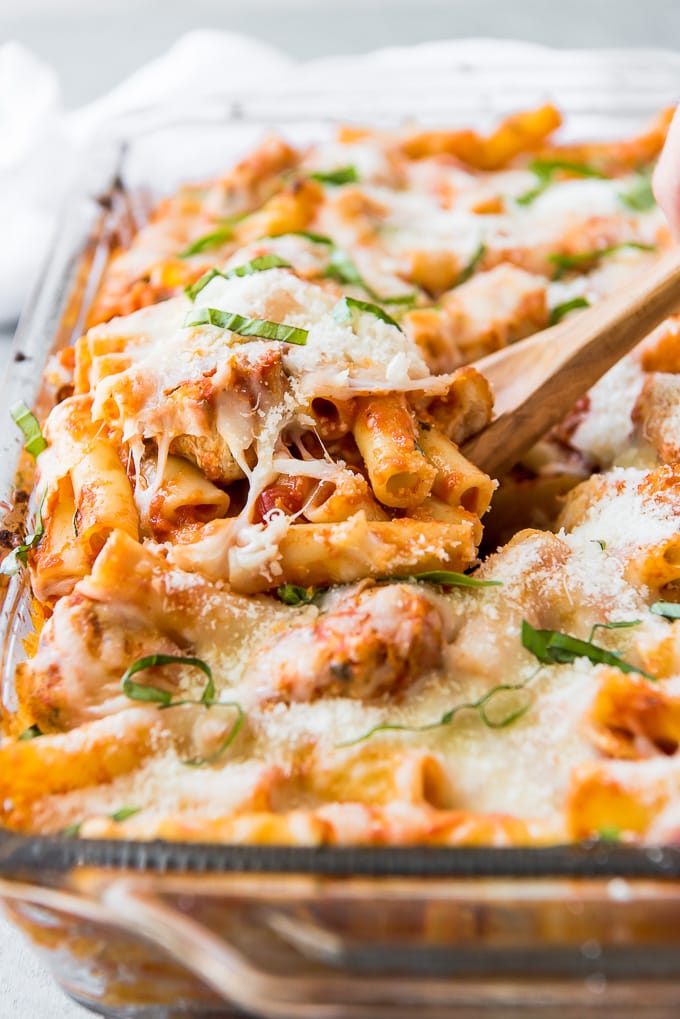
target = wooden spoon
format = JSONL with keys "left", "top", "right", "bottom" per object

{"left": 462, "top": 246, "right": 680, "bottom": 478}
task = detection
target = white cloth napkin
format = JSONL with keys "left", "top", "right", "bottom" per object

{"left": 0, "top": 31, "right": 301, "bottom": 324}
{"left": 6, "top": 30, "right": 677, "bottom": 329}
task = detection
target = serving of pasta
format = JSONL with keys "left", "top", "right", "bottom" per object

{"left": 3, "top": 103, "right": 680, "bottom": 848}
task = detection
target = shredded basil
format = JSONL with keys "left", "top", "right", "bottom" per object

{"left": 182, "top": 703, "right": 245, "bottom": 767}
{"left": 456, "top": 243, "right": 486, "bottom": 286}
{"left": 179, "top": 213, "right": 249, "bottom": 258}
{"left": 110, "top": 806, "right": 142, "bottom": 823}
{"left": 185, "top": 254, "right": 292, "bottom": 301}
{"left": 380, "top": 294, "right": 418, "bottom": 307}
{"left": 276, "top": 583, "right": 318, "bottom": 606}
{"left": 121, "top": 654, "right": 214, "bottom": 705}
{"left": 277, "top": 231, "right": 415, "bottom": 306}
{"left": 521, "top": 619, "right": 654, "bottom": 679}
{"left": 11, "top": 401, "right": 47, "bottom": 458}
{"left": 285, "top": 230, "right": 335, "bottom": 246}
{"left": 325, "top": 247, "right": 365, "bottom": 287}
{"left": 388, "top": 570, "right": 502, "bottom": 589}
{"left": 184, "top": 308, "right": 308, "bottom": 345}
{"left": 17, "top": 724, "right": 42, "bottom": 741}
{"left": 179, "top": 226, "right": 235, "bottom": 258}
{"left": 338, "top": 677, "right": 534, "bottom": 747}
{"left": 61, "top": 807, "right": 141, "bottom": 836}
{"left": 0, "top": 491, "right": 46, "bottom": 577}
{"left": 280, "top": 231, "right": 360, "bottom": 288}
{"left": 596, "top": 826, "right": 621, "bottom": 843}
{"left": 278, "top": 572, "right": 501, "bottom": 604}
{"left": 332, "top": 295, "right": 402, "bottom": 331}
{"left": 517, "top": 159, "right": 607, "bottom": 206}
{"left": 121, "top": 654, "right": 244, "bottom": 766}
{"left": 326, "top": 252, "right": 415, "bottom": 307}
{"left": 529, "top": 158, "right": 608, "bottom": 179}
{"left": 549, "top": 297, "right": 591, "bottom": 325}
{"left": 588, "top": 619, "right": 641, "bottom": 642}
{"left": 549, "top": 242, "right": 656, "bottom": 278}
{"left": 516, "top": 184, "right": 549, "bottom": 207}
{"left": 310, "top": 166, "right": 359, "bottom": 186}
{"left": 224, "top": 254, "right": 290, "bottom": 277}
{"left": 619, "top": 173, "right": 656, "bottom": 212}
{"left": 651, "top": 601, "right": 680, "bottom": 621}
{"left": 590, "top": 539, "right": 607, "bottom": 551}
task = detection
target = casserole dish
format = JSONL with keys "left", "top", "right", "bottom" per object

{"left": 3, "top": 43, "right": 680, "bottom": 1017}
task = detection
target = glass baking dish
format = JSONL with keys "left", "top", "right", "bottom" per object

{"left": 3, "top": 43, "right": 680, "bottom": 1017}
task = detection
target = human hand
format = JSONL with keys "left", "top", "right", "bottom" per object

{"left": 653, "top": 106, "right": 680, "bottom": 235}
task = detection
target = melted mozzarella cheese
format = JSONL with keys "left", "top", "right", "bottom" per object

{"left": 571, "top": 356, "right": 646, "bottom": 468}
{"left": 19, "top": 118, "right": 680, "bottom": 846}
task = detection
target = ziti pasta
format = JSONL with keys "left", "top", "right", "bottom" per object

{"left": 2, "top": 105, "right": 680, "bottom": 847}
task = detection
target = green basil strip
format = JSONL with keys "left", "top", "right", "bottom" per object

{"left": 276, "top": 583, "right": 318, "bottom": 606}
{"left": 325, "top": 247, "right": 365, "bottom": 287}
{"left": 591, "top": 539, "right": 607, "bottom": 550}
{"left": 110, "top": 806, "right": 142, "bottom": 823}
{"left": 338, "top": 679, "right": 533, "bottom": 748}
{"left": 332, "top": 295, "right": 402, "bottom": 331}
{"left": 62, "top": 822, "right": 82, "bottom": 837}
{"left": 224, "top": 253, "right": 291, "bottom": 276}
{"left": 185, "top": 254, "right": 292, "bottom": 301}
{"left": 651, "top": 600, "right": 680, "bottom": 621}
{"left": 183, "top": 703, "right": 245, "bottom": 767}
{"left": 274, "top": 232, "right": 415, "bottom": 306}
{"left": 121, "top": 655, "right": 244, "bottom": 765}
{"left": 521, "top": 619, "right": 655, "bottom": 680}
{"left": 0, "top": 491, "right": 46, "bottom": 577}
{"left": 517, "top": 159, "right": 607, "bottom": 206}
{"left": 310, "top": 166, "right": 359, "bottom": 186}
{"left": 179, "top": 226, "right": 235, "bottom": 258}
{"left": 18, "top": 724, "right": 42, "bottom": 741}
{"left": 549, "top": 241, "right": 656, "bottom": 278}
{"left": 285, "top": 230, "right": 335, "bottom": 246}
{"left": 121, "top": 654, "right": 213, "bottom": 705}
{"left": 11, "top": 401, "right": 47, "bottom": 458}
{"left": 619, "top": 174, "right": 656, "bottom": 212}
{"left": 596, "top": 826, "right": 621, "bottom": 843}
{"left": 184, "top": 308, "right": 308, "bottom": 345}
{"left": 529, "top": 158, "right": 608, "bottom": 179}
{"left": 588, "top": 619, "right": 641, "bottom": 643}
{"left": 548, "top": 297, "right": 591, "bottom": 326}
{"left": 281, "top": 232, "right": 364, "bottom": 291}
{"left": 390, "top": 570, "right": 502, "bottom": 589}
{"left": 326, "top": 252, "right": 415, "bottom": 306}
{"left": 516, "top": 184, "right": 549, "bottom": 207}
{"left": 380, "top": 293, "right": 417, "bottom": 307}
{"left": 179, "top": 212, "right": 250, "bottom": 258}
{"left": 456, "top": 243, "right": 487, "bottom": 286}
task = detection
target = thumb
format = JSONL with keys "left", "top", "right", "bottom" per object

{"left": 653, "top": 105, "right": 680, "bottom": 237}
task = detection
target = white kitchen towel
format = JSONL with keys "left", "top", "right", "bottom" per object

{"left": 3, "top": 31, "right": 679, "bottom": 326}
{"left": 0, "top": 31, "right": 296, "bottom": 323}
